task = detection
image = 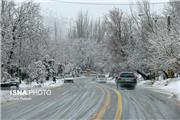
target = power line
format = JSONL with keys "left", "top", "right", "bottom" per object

{"left": 54, "top": 0, "right": 177, "bottom": 5}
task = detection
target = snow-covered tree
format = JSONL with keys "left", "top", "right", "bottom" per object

{"left": 141, "top": 0, "right": 180, "bottom": 71}
{"left": 42, "top": 55, "right": 55, "bottom": 80}
{"left": 104, "top": 8, "right": 139, "bottom": 71}
{"left": 1, "top": 1, "right": 49, "bottom": 81}
{"left": 67, "top": 12, "right": 108, "bottom": 72}
{"left": 28, "top": 60, "right": 46, "bottom": 83}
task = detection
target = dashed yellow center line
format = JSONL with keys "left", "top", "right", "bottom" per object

{"left": 92, "top": 85, "right": 111, "bottom": 120}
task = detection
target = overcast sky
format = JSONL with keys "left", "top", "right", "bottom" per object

{"left": 15, "top": 0, "right": 169, "bottom": 20}
{"left": 14, "top": 0, "right": 170, "bottom": 35}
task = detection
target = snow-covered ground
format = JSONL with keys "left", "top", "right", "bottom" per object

{"left": 138, "top": 77, "right": 180, "bottom": 101}
{"left": 107, "top": 76, "right": 180, "bottom": 101}
{"left": 19, "top": 79, "right": 63, "bottom": 89}
{"left": 107, "top": 77, "right": 116, "bottom": 84}
{"left": 0, "top": 79, "right": 64, "bottom": 103}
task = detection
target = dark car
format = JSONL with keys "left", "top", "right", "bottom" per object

{"left": 116, "top": 72, "right": 137, "bottom": 89}
{"left": 1, "top": 79, "right": 20, "bottom": 90}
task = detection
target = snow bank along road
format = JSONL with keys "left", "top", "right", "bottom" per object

{"left": 1, "top": 77, "right": 180, "bottom": 120}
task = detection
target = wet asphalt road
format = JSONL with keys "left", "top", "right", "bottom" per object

{"left": 1, "top": 77, "right": 180, "bottom": 120}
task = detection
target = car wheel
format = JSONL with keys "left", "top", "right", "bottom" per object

{"left": 132, "top": 85, "right": 136, "bottom": 90}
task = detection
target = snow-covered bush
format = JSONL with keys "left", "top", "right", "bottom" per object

{"left": 1, "top": 72, "right": 12, "bottom": 82}
{"left": 28, "top": 60, "right": 47, "bottom": 83}
{"left": 42, "top": 54, "right": 55, "bottom": 80}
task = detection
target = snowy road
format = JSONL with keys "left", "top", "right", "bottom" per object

{"left": 106, "top": 84, "right": 180, "bottom": 120}
{"left": 1, "top": 77, "right": 180, "bottom": 120}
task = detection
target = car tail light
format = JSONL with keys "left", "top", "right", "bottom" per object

{"left": 134, "top": 77, "right": 137, "bottom": 82}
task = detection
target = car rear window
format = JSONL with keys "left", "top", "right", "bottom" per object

{"left": 120, "top": 73, "right": 134, "bottom": 77}
{"left": 65, "top": 75, "right": 72, "bottom": 78}
{"left": 98, "top": 75, "right": 105, "bottom": 78}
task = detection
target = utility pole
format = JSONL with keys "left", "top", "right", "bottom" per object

{"left": 1, "top": 0, "right": 5, "bottom": 17}
{"left": 1, "top": 0, "right": 5, "bottom": 38}
{"left": 54, "top": 21, "right": 58, "bottom": 60}
{"left": 167, "top": 15, "right": 171, "bottom": 34}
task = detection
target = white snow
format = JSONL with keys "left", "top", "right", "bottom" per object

{"left": 43, "top": 79, "right": 63, "bottom": 88}
{"left": 107, "top": 78, "right": 116, "bottom": 84}
{"left": 0, "top": 90, "right": 11, "bottom": 103}
{"left": 0, "top": 91, "right": 9, "bottom": 98}
{"left": 138, "top": 77, "right": 180, "bottom": 101}
{"left": 19, "top": 81, "right": 41, "bottom": 90}
{"left": 138, "top": 80, "right": 153, "bottom": 86}
{"left": 19, "top": 79, "right": 63, "bottom": 90}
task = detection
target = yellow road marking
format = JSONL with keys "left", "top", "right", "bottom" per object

{"left": 92, "top": 85, "right": 111, "bottom": 120}
{"left": 92, "top": 84, "right": 122, "bottom": 120}
{"left": 113, "top": 89, "right": 122, "bottom": 120}
{"left": 102, "top": 85, "right": 122, "bottom": 120}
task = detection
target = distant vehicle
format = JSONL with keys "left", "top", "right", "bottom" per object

{"left": 1, "top": 79, "right": 20, "bottom": 90}
{"left": 96, "top": 74, "right": 107, "bottom": 83}
{"left": 63, "top": 74, "right": 74, "bottom": 83}
{"left": 116, "top": 72, "right": 137, "bottom": 89}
